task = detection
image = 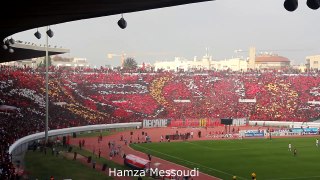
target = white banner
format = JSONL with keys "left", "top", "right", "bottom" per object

{"left": 239, "top": 99, "right": 256, "bottom": 103}
{"left": 173, "top": 99, "right": 191, "bottom": 103}
{"left": 232, "top": 118, "right": 247, "bottom": 126}
{"left": 308, "top": 101, "right": 320, "bottom": 105}
{"left": 143, "top": 119, "right": 168, "bottom": 128}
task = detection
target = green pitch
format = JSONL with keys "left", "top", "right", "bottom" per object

{"left": 131, "top": 137, "right": 320, "bottom": 180}
{"left": 24, "top": 150, "right": 111, "bottom": 180}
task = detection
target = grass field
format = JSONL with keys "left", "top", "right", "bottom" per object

{"left": 70, "top": 146, "right": 151, "bottom": 180}
{"left": 76, "top": 127, "right": 136, "bottom": 138}
{"left": 24, "top": 150, "right": 111, "bottom": 180}
{"left": 76, "top": 130, "right": 113, "bottom": 138}
{"left": 25, "top": 146, "right": 152, "bottom": 180}
{"left": 131, "top": 137, "right": 320, "bottom": 180}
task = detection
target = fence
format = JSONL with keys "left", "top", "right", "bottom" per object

{"left": 9, "top": 122, "right": 142, "bottom": 155}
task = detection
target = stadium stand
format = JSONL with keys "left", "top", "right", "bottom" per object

{"left": 1, "top": 66, "right": 320, "bottom": 178}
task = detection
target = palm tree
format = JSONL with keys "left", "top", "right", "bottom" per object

{"left": 123, "top": 57, "right": 137, "bottom": 70}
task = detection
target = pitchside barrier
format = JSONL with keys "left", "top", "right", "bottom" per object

{"left": 249, "top": 120, "right": 320, "bottom": 128}
{"left": 167, "top": 118, "right": 247, "bottom": 128}
{"left": 239, "top": 127, "right": 320, "bottom": 138}
{"left": 166, "top": 119, "right": 224, "bottom": 128}
{"left": 9, "top": 122, "right": 142, "bottom": 156}
{"left": 143, "top": 119, "right": 169, "bottom": 128}
{"left": 11, "top": 120, "right": 320, "bottom": 154}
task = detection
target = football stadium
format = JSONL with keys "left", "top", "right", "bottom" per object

{"left": 1, "top": 1, "right": 320, "bottom": 180}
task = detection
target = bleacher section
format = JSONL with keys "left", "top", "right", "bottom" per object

{"left": 1, "top": 66, "right": 320, "bottom": 179}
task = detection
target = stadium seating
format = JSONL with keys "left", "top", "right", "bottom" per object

{"left": 1, "top": 66, "right": 320, "bottom": 178}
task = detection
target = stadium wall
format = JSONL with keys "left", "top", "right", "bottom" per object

{"left": 9, "top": 122, "right": 142, "bottom": 155}
{"left": 249, "top": 121, "right": 320, "bottom": 128}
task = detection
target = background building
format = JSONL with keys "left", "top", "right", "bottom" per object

{"left": 306, "top": 55, "right": 320, "bottom": 70}
{"left": 154, "top": 48, "right": 250, "bottom": 72}
{"left": 51, "top": 56, "right": 89, "bottom": 67}
{"left": 1, "top": 56, "right": 90, "bottom": 68}
{"left": 212, "top": 58, "right": 247, "bottom": 71}
{"left": 154, "top": 55, "right": 213, "bottom": 72}
{"left": 292, "top": 64, "right": 307, "bottom": 72}
{"left": 255, "top": 53, "right": 290, "bottom": 69}
{"left": 248, "top": 47, "right": 256, "bottom": 69}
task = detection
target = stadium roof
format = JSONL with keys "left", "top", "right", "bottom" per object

{"left": 0, "top": 0, "right": 212, "bottom": 41}
{"left": 0, "top": 43, "right": 70, "bottom": 62}
{"left": 0, "top": 0, "right": 212, "bottom": 63}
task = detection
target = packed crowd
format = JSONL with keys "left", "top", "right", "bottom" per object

{"left": 1, "top": 67, "right": 320, "bottom": 129}
{"left": 1, "top": 66, "right": 320, "bottom": 179}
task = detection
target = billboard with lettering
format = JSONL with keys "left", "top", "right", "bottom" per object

{"left": 244, "top": 130, "right": 265, "bottom": 137}
{"left": 143, "top": 119, "right": 169, "bottom": 128}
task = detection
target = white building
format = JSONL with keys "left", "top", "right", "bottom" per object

{"left": 0, "top": 58, "right": 44, "bottom": 68}
{"left": 154, "top": 54, "right": 247, "bottom": 72}
{"left": 154, "top": 56, "right": 210, "bottom": 71}
{"left": 1, "top": 56, "right": 90, "bottom": 68}
{"left": 292, "top": 64, "right": 307, "bottom": 72}
{"left": 212, "top": 58, "right": 247, "bottom": 71}
{"left": 306, "top": 55, "right": 320, "bottom": 70}
{"left": 153, "top": 47, "right": 295, "bottom": 72}
{"left": 51, "top": 56, "right": 90, "bottom": 67}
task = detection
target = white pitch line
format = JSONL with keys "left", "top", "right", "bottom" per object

{"left": 133, "top": 144, "right": 248, "bottom": 180}
{"left": 267, "top": 175, "right": 320, "bottom": 180}
{"left": 128, "top": 145, "right": 223, "bottom": 180}
{"left": 184, "top": 141, "right": 251, "bottom": 151}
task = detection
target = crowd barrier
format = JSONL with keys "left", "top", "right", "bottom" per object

{"left": 10, "top": 120, "right": 320, "bottom": 154}
{"left": 9, "top": 122, "right": 142, "bottom": 155}
{"left": 249, "top": 120, "right": 320, "bottom": 128}
{"left": 168, "top": 119, "right": 223, "bottom": 127}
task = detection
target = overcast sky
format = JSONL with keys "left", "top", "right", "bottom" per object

{"left": 13, "top": 0, "right": 320, "bottom": 67}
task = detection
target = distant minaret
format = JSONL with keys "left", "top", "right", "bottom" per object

{"left": 205, "top": 47, "right": 209, "bottom": 57}
{"left": 248, "top": 47, "right": 256, "bottom": 70}
{"left": 203, "top": 47, "right": 211, "bottom": 70}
